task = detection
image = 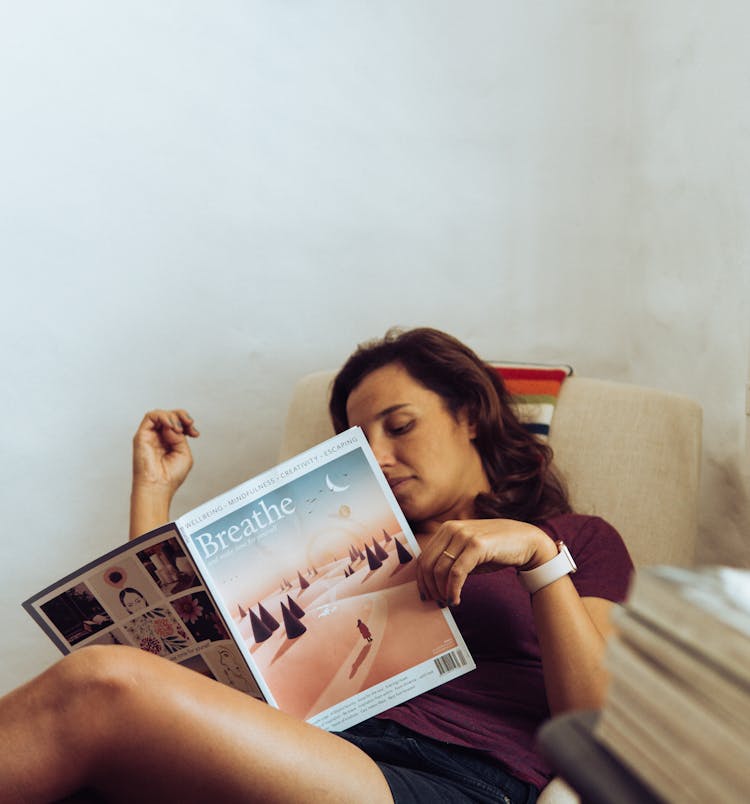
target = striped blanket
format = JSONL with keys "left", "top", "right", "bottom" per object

{"left": 491, "top": 363, "right": 573, "bottom": 439}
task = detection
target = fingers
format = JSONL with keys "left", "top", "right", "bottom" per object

{"left": 440, "top": 548, "right": 470, "bottom": 608}
{"left": 416, "top": 523, "right": 469, "bottom": 607}
{"left": 419, "top": 550, "right": 467, "bottom": 608}
{"left": 136, "top": 409, "right": 200, "bottom": 441}
{"left": 416, "top": 520, "right": 550, "bottom": 607}
{"left": 171, "top": 409, "right": 200, "bottom": 437}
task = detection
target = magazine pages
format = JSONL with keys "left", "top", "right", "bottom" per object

{"left": 176, "top": 427, "right": 475, "bottom": 730}
{"left": 23, "top": 524, "right": 263, "bottom": 698}
{"left": 24, "top": 427, "right": 474, "bottom": 732}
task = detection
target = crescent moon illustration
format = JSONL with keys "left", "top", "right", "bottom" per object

{"left": 326, "top": 474, "right": 350, "bottom": 493}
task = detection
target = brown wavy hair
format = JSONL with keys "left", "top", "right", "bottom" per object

{"left": 329, "top": 327, "right": 571, "bottom": 523}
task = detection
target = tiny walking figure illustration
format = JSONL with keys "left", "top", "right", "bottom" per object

{"left": 356, "top": 618, "right": 373, "bottom": 643}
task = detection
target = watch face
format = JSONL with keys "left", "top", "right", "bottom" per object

{"left": 560, "top": 542, "right": 577, "bottom": 572}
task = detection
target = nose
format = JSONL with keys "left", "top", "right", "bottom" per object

{"left": 367, "top": 431, "right": 395, "bottom": 468}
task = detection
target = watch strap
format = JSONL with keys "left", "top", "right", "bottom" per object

{"left": 518, "top": 541, "right": 577, "bottom": 594}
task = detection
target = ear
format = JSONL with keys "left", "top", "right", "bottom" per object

{"left": 457, "top": 405, "right": 478, "bottom": 440}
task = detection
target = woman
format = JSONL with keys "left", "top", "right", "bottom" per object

{"left": 0, "top": 327, "right": 632, "bottom": 803}
{"left": 118, "top": 587, "right": 148, "bottom": 614}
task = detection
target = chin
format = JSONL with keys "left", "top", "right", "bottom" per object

{"left": 398, "top": 500, "right": 429, "bottom": 525}
{"left": 394, "top": 496, "right": 417, "bottom": 519}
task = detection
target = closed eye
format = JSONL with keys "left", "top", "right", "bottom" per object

{"left": 387, "top": 420, "right": 415, "bottom": 437}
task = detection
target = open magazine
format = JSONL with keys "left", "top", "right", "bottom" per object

{"left": 24, "top": 427, "right": 474, "bottom": 731}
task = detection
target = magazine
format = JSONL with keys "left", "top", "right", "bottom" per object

{"left": 24, "top": 427, "right": 475, "bottom": 731}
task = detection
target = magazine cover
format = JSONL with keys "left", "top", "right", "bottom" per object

{"left": 23, "top": 526, "right": 263, "bottom": 698}
{"left": 178, "top": 427, "right": 475, "bottom": 731}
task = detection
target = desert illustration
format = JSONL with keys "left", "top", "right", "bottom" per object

{"left": 195, "top": 449, "right": 458, "bottom": 720}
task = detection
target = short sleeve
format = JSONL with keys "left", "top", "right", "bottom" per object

{"left": 541, "top": 514, "right": 635, "bottom": 603}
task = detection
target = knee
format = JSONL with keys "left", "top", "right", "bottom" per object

{"left": 57, "top": 643, "right": 161, "bottom": 689}
{"left": 42, "top": 646, "right": 158, "bottom": 731}
{"left": 0, "top": 646, "right": 158, "bottom": 776}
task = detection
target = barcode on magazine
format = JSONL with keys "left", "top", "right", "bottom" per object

{"left": 434, "top": 649, "right": 467, "bottom": 675}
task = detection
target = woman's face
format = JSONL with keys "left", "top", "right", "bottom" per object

{"left": 122, "top": 591, "right": 146, "bottom": 613}
{"left": 345, "top": 362, "right": 489, "bottom": 529}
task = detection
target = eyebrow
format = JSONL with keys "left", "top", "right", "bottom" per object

{"left": 375, "top": 403, "right": 411, "bottom": 419}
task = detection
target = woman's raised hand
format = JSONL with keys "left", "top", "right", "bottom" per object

{"left": 132, "top": 409, "right": 200, "bottom": 492}
{"left": 415, "top": 519, "right": 557, "bottom": 607}
{"left": 129, "top": 409, "right": 199, "bottom": 539}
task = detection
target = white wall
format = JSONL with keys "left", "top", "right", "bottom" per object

{"left": 2, "top": 2, "right": 748, "bottom": 695}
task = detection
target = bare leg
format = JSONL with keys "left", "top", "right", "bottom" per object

{"left": 0, "top": 646, "right": 393, "bottom": 803}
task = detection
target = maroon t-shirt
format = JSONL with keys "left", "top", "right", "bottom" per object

{"left": 377, "top": 514, "right": 635, "bottom": 790}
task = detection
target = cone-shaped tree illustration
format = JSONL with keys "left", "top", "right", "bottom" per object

{"left": 238, "top": 603, "right": 247, "bottom": 619}
{"left": 258, "top": 602, "right": 280, "bottom": 632}
{"left": 357, "top": 546, "right": 366, "bottom": 561}
{"left": 348, "top": 545, "right": 358, "bottom": 562}
{"left": 286, "top": 594, "right": 306, "bottom": 619}
{"left": 280, "top": 601, "right": 307, "bottom": 639}
{"left": 373, "top": 539, "right": 388, "bottom": 561}
{"left": 249, "top": 608, "right": 273, "bottom": 643}
{"left": 297, "top": 570, "right": 310, "bottom": 590}
{"left": 282, "top": 577, "right": 292, "bottom": 589}
{"left": 365, "top": 544, "right": 383, "bottom": 571}
{"left": 344, "top": 568, "right": 350, "bottom": 578}
{"left": 382, "top": 528, "right": 393, "bottom": 543}
{"left": 395, "top": 538, "right": 414, "bottom": 564}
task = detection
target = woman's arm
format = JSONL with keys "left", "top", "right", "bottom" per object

{"left": 415, "top": 519, "right": 616, "bottom": 714}
{"left": 129, "top": 409, "right": 199, "bottom": 540}
{"left": 532, "top": 581, "right": 616, "bottom": 713}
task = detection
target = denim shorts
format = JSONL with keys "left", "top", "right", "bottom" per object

{"left": 336, "top": 719, "right": 539, "bottom": 804}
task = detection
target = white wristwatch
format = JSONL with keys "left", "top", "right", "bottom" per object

{"left": 517, "top": 541, "right": 577, "bottom": 594}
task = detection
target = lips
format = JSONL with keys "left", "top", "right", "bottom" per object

{"left": 387, "top": 476, "right": 411, "bottom": 493}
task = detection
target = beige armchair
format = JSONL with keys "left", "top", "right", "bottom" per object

{"left": 279, "top": 371, "right": 703, "bottom": 802}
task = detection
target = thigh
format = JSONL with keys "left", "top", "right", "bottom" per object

{"left": 97, "top": 647, "right": 394, "bottom": 803}
{"left": 5, "top": 646, "right": 394, "bottom": 804}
